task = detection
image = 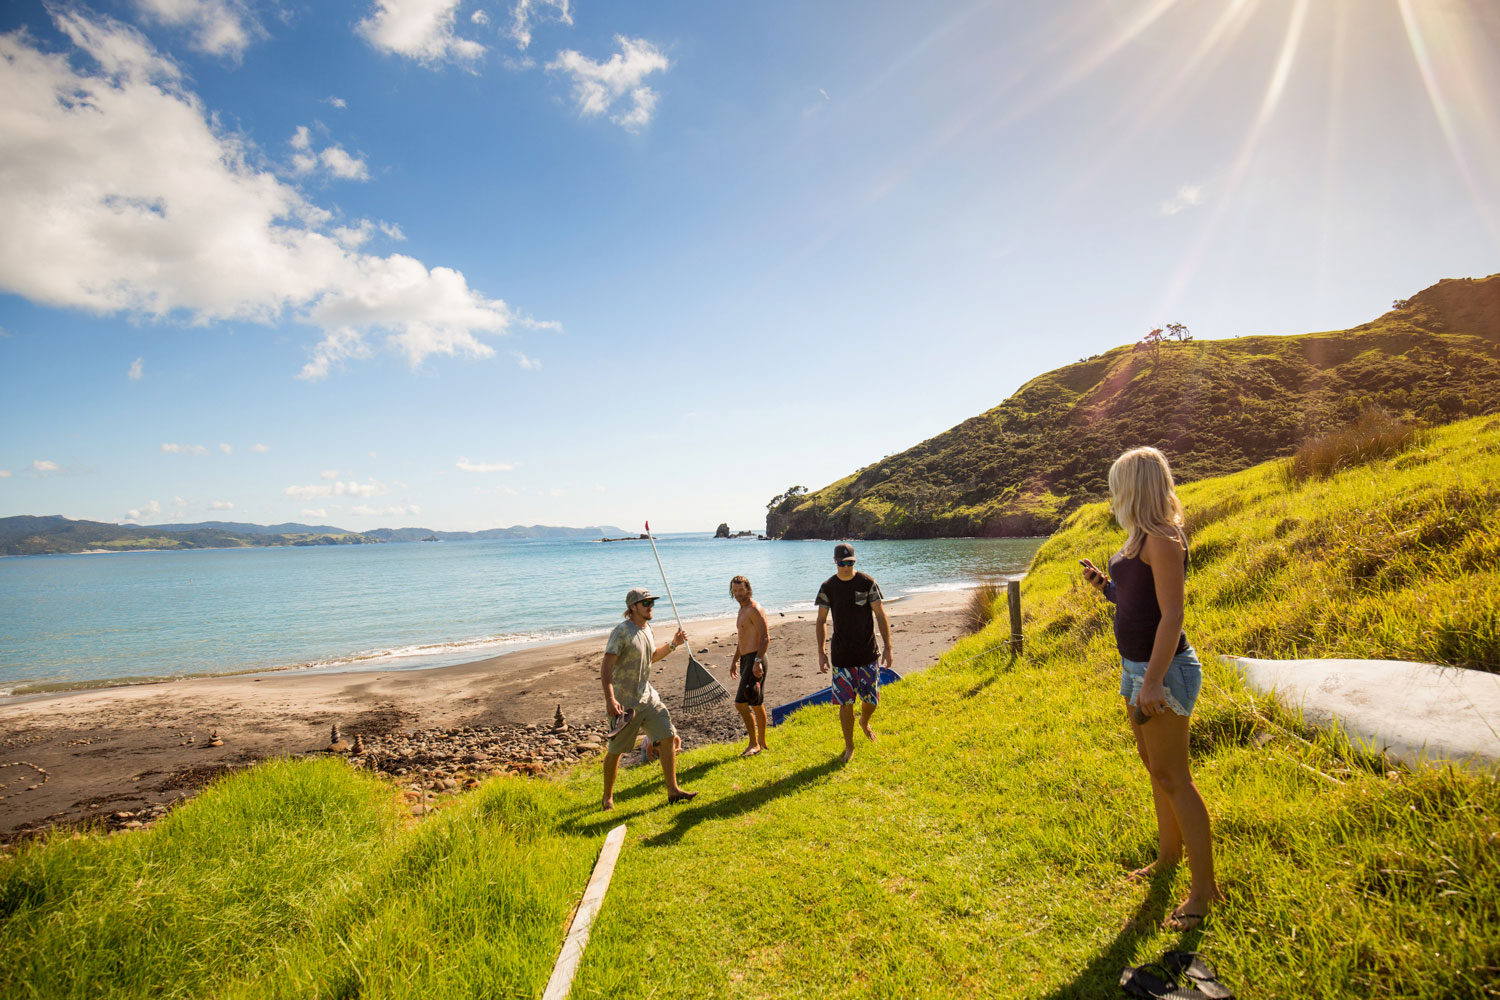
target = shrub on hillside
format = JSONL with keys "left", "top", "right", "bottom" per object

{"left": 1282, "top": 407, "right": 1426, "bottom": 484}
{"left": 962, "top": 580, "right": 1003, "bottom": 634}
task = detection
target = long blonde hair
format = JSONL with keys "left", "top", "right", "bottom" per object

{"left": 1107, "top": 446, "right": 1186, "bottom": 557}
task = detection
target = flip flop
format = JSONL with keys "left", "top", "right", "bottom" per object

{"left": 1163, "top": 952, "right": 1235, "bottom": 1000}
{"left": 605, "top": 708, "right": 635, "bottom": 739}
{"left": 1118, "top": 964, "right": 1209, "bottom": 1000}
{"left": 1165, "top": 910, "right": 1208, "bottom": 931}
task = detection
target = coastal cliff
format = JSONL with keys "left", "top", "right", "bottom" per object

{"left": 768, "top": 274, "right": 1500, "bottom": 539}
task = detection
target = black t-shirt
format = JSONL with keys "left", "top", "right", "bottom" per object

{"left": 816, "top": 572, "right": 884, "bottom": 668}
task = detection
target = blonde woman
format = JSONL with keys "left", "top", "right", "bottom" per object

{"left": 1080, "top": 446, "right": 1222, "bottom": 930}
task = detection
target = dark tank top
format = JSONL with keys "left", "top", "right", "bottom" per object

{"left": 1109, "top": 537, "right": 1189, "bottom": 662}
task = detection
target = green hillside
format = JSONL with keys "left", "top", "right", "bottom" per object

{"left": 4, "top": 418, "right": 1497, "bottom": 998}
{"left": 0, "top": 515, "right": 383, "bottom": 556}
{"left": 769, "top": 274, "right": 1500, "bottom": 539}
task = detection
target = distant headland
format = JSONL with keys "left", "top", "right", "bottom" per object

{"left": 0, "top": 516, "right": 631, "bottom": 557}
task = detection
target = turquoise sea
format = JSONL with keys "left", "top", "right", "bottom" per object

{"left": 0, "top": 534, "right": 1043, "bottom": 696}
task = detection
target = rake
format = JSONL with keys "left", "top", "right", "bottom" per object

{"left": 644, "top": 521, "right": 731, "bottom": 715}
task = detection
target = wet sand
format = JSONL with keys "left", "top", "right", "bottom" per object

{"left": 0, "top": 590, "right": 972, "bottom": 843}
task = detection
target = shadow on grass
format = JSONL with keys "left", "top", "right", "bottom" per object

{"left": 1036, "top": 875, "right": 1185, "bottom": 1000}
{"left": 554, "top": 750, "right": 743, "bottom": 836}
{"left": 962, "top": 650, "right": 1018, "bottom": 699}
{"left": 637, "top": 756, "right": 845, "bottom": 848}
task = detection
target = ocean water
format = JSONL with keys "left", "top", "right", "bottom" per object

{"left": 0, "top": 534, "right": 1043, "bottom": 695}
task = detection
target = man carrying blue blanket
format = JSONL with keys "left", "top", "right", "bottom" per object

{"left": 816, "top": 543, "right": 893, "bottom": 763}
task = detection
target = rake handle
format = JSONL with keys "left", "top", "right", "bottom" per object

{"left": 643, "top": 522, "right": 686, "bottom": 633}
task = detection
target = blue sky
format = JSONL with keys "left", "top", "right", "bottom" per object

{"left": 2, "top": 0, "right": 1497, "bottom": 533}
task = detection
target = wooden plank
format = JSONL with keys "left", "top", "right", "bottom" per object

{"left": 542, "top": 823, "right": 627, "bottom": 1000}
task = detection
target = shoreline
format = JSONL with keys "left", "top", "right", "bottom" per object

{"left": 0, "top": 588, "right": 976, "bottom": 843}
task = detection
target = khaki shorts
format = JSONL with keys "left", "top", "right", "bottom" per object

{"left": 607, "top": 692, "right": 677, "bottom": 756}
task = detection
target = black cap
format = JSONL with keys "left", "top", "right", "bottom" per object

{"left": 833, "top": 542, "right": 856, "bottom": 562}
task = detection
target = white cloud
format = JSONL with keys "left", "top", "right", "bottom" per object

{"left": 301, "top": 508, "right": 328, "bottom": 518}
{"left": 218, "top": 442, "right": 233, "bottom": 454}
{"left": 472, "top": 10, "right": 490, "bottom": 26}
{"left": 162, "top": 443, "right": 209, "bottom": 455}
{"left": 357, "top": 0, "right": 485, "bottom": 66}
{"left": 321, "top": 469, "right": 339, "bottom": 479}
{"left": 174, "top": 496, "right": 187, "bottom": 506}
{"left": 512, "top": 351, "right": 542, "bottom": 370}
{"left": 133, "top": 0, "right": 262, "bottom": 60}
{"left": 547, "top": 37, "right": 668, "bottom": 132}
{"left": 456, "top": 457, "right": 516, "bottom": 472}
{"left": 125, "top": 498, "right": 162, "bottom": 521}
{"left": 251, "top": 443, "right": 270, "bottom": 452}
{"left": 284, "top": 479, "right": 388, "bottom": 499}
{"left": 593, "top": 484, "right": 606, "bottom": 493}
{"left": 128, "top": 357, "right": 144, "bottom": 379}
{"left": 289, "top": 127, "right": 370, "bottom": 182}
{"left": 1161, "top": 184, "right": 1204, "bottom": 216}
{"left": 0, "top": 14, "right": 532, "bottom": 379}
{"left": 210, "top": 499, "right": 234, "bottom": 510}
{"left": 508, "top": 0, "right": 571, "bottom": 50}
{"left": 0, "top": 469, "right": 12, "bottom": 478}
{"left": 324, "top": 96, "right": 347, "bottom": 109}
{"left": 352, "top": 502, "right": 420, "bottom": 517}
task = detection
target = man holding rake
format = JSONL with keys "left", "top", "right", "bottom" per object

{"left": 600, "top": 587, "right": 698, "bottom": 811}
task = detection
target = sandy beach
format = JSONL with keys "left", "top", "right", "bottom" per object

{"left": 0, "top": 589, "right": 973, "bottom": 843}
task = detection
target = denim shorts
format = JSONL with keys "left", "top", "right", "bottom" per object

{"left": 1119, "top": 646, "right": 1203, "bottom": 717}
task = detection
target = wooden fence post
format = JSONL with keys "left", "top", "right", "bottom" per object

{"left": 1007, "top": 579, "right": 1023, "bottom": 655}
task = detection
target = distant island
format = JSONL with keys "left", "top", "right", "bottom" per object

{"left": 0, "top": 517, "right": 630, "bottom": 557}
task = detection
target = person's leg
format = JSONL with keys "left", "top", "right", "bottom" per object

{"left": 601, "top": 752, "right": 622, "bottom": 811}
{"left": 1128, "top": 704, "right": 1182, "bottom": 879}
{"left": 839, "top": 703, "right": 856, "bottom": 762}
{"left": 657, "top": 735, "right": 697, "bottom": 801}
{"left": 752, "top": 705, "right": 768, "bottom": 750}
{"left": 858, "top": 700, "right": 877, "bottom": 741}
{"left": 1139, "top": 710, "right": 1222, "bottom": 921}
{"left": 857, "top": 664, "right": 878, "bottom": 741}
{"left": 735, "top": 701, "right": 759, "bottom": 755}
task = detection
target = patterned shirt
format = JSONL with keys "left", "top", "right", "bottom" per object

{"left": 605, "top": 619, "right": 657, "bottom": 707}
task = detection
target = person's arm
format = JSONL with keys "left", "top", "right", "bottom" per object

{"left": 815, "top": 606, "right": 830, "bottom": 672}
{"left": 872, "top": 601, "right": 893, "bottom": 669}
{"left": 651, "top": 628, "right": 688, "bottom": 663}
{"left": 751, "top": 603, "right": 769, "bottom": 677}
{"left": 1080, "top": 559, "right": 1116, "bottom": 603}
{"left": 1136, "top": 534, "right": 1186, "bottom": 716}
{"left": 601, "top": 652, "right": 622, "bottom": 719}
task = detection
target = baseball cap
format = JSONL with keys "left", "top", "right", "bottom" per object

{"left": 625, "top": 587, "right": 660, "bottom": 606}
{"left": 833, "top": 543, "right": 856, "bottom": 562}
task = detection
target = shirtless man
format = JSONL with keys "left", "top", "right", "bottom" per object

{"left": 728, "top": 575, "right": 770, "bottom": 756}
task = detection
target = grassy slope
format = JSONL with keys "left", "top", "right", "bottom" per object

{"left": 769, "top": 274, "right": 1500, "bottom": 540}
{"left": 4, "top": 418, "right": 1499, "bottom": 998}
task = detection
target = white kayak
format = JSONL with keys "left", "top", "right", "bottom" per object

{"left": 1219, "top": 655, "right": 1500, "bottom": 772}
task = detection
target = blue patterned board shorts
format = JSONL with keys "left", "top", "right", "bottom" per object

{"left": 832, "top": 663, "right": 880, "bottom": 707}
{"left": 1119, "top": 646, "right": 1203, "bottom": 717}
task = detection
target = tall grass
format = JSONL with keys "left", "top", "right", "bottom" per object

{"left": 961, "top": 580, "right": 1003, "bottom": 633}
{"left": 4, "top": 417, "right": 1499, "bottom": 998}
{"left": 1282, "top": 406, "right": 1426, "bottom": 484}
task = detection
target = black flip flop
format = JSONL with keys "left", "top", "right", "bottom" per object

{"left": 1163, "top": 952, "right": 1235, "bottom": 1000}
{"left": 605, "top": 708, "right": 635, "bottom": 739}
{"left": 1119, "top": 963, "right": 1209, "bottom": 1000}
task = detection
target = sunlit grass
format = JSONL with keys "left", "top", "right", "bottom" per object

{"left": 4, "top": 417, "right": 1498, "bottom": 998}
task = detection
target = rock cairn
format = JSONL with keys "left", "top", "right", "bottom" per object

{"left": 553, "top": 705, "right": 567, "bottom": 731}
{"left": 207, "top": 730, "right": 224, "bottom": 747}
{"left": 328, "top": 724, "right": 349, "bottom": 753}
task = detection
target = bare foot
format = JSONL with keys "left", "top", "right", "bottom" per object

{"left": 1165, "top": 888, "right": 1225, "bottom": 930}
{"left": 840, "top": 746, "right": 854, "bottom": 764}
{"left": 1126, "top": 858, "right": 1179, "bottom": 882}
{"left": 859, "top": 720, "right": 877, "bottom": 742}
{"left": 601, "top": 797, "right": 614, "bottom": 812}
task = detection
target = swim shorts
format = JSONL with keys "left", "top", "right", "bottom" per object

{"left": 1119, "top": 646, "right": 1203, "bottom": 718}
{"left": 607, "top": 689, "right": 677, "bottom": 756}
{"left": 832, "top": 663, "right": 880, "bottom": 707}
{"left": 735, "top": 652, "right": 766, "bottom": 707}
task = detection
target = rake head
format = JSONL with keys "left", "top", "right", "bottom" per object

{"left": 681, "top": 654, "right": 731, "bottom": 714}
